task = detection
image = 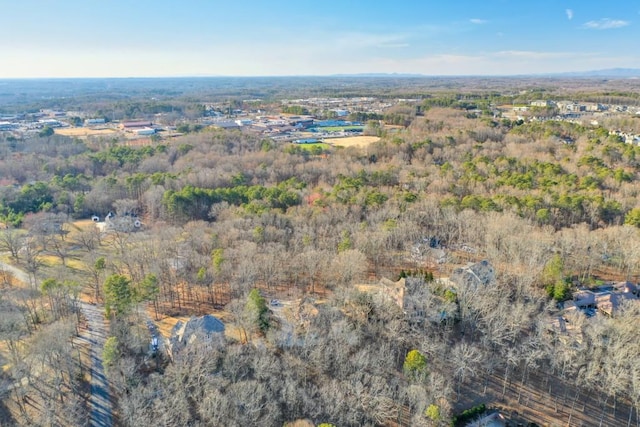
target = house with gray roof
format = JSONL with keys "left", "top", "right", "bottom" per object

{"left": 450, "top": 260, "right": 496, "bottom": 289}
{"left": 167, "top": 314, "right": 225, "bottom": 360}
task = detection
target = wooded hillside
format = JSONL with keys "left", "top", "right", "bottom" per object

{"left": 2, "top": 86, "right": 640, "bottom": 426}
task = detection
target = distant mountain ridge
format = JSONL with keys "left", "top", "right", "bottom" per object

{"left": 549, "top": 68, "right": 640, "bottom": 77}
{"left": 330, "top": 69, "right": 640, "bottom": 78}
{"left": 2, "top": 69, "right": 640, "bottom": 80}
{"left": 329, "top": 73, "right": 427, "bottom": 78}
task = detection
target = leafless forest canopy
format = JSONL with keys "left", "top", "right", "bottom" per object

{"left": 2, "top": 76, "right": 640, "bottom": 426}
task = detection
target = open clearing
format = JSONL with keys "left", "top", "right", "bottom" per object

{"left": 326, "top": 135, "right": 380, "bottom": 148}
{"left": 55, "top": 127, "right": 118, "bottom": 137}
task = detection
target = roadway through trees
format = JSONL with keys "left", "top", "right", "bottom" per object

{"left": 0, "top": 260, "right": 113, "bottom": 426}
{"left": 79, "top": 301, "right": 113, "bottom": 427}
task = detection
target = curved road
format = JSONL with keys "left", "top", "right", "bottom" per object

{"left": 0, "top": 261, "right": 113, "bottom": 426}
{"left": 0, "top": 261, "right": 31, "bottom": 289}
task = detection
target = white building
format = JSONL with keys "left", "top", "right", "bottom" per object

{"left": 531, "top": 100, "right": 553, "bottom": 108}
{"left": 38, "top": 119, "right": 63, "bottom": 128}
{"left": 84, "top": 118, "right": 106, "bottom": 126}
{"left": 135, "top": 127, "right": 156, "bottom": 136}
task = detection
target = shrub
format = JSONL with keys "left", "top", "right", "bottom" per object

{"left": 403, "top": 349, "right": 427, "bottom": 379}
{"left": 425, "top": 404, "right": 441, "bottom": 421}
{"left": 450, "top": 403, "right": 486, "bottom": 426}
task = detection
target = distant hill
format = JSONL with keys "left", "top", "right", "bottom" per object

{"left": 329, "top": 73, "right": 426, "bottom": 78}
{"left": 330, "top": 69, "right": 640, "bottom": 78}
{"left": 547, "top": 68, "right": 640, "bottom": 78}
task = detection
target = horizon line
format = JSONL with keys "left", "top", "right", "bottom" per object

{"left": 1, "top": 69, "right": 639, "bottom": 80}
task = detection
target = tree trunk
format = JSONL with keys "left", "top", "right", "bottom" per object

{"left": 502, "top": 366, "right": 510, "bottom": 396}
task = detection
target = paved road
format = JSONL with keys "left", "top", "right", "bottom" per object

{"left": 0, "top": 260, "right": 113, "bottom": 426}
{"left": 0, "top": 261, "right": 30, "bottom": 286}
{"left": 145, "top": 316, "right": 164, "bottom": 355}
{"left": 80, "top": 301, "right": 113, "bottom": 427}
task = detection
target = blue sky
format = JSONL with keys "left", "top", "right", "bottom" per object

{"left": 1, "top": 0, "right": 639, "bottom": 77}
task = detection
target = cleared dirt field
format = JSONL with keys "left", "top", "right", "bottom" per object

{"left": 54, "top": 127, "right": 118, "bottom": 137}
{"left": 326, "top": 135, "right": 380, "bottom": 147}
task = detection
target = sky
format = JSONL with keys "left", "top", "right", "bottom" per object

{"left": 1, "top": 0, "right": 639, "bottom": 78}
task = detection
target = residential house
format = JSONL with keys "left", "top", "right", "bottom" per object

{"left": 167, "top": 314, "right": 225, "bottom": 360}
{"left": 585, "top": 103, "right": 606, "bottom": 112}
{"left": 595, "top": 291, "right": 637, "bottom": 316}
{"left": 450, "top": 260, "right": 496, "bottom": 289}
{"left": 565, "top": 282, "right": 639, "bottom": 317}
{"left": 95, "top": 212, "right": 142, "bottom": 233}
{"left": 466, "top": 411, "right": 507, "bottom": 427}
{"left": 531, "top": 100, "right": 553, "bottom": 108}
{"left": 379, "top": 276, "right": 456, "bottom": 324}
{"left": 379, "top": 277, "right": 405, "bottom": 309}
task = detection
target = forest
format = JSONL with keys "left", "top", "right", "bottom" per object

{"left": 2, "top": 78, "right": 640, "bottom": 426}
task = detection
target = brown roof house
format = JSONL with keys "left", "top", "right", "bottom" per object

{"left": 379, "top": 276, "right": 457, "bottom": 324}
{"left": 595, "top": 291, "right": 637, "bottom": 316}
{"left": 379, "top": 277, "right": 406, "bottom": 309}
{"left": 379, "top": 276, "right": 432, "bottom": 323}
{"left": 376, "top": 261, "right": 496, "bottom": 326}
{"left": 565, "top": 282, "right": 639, "bottom": 317}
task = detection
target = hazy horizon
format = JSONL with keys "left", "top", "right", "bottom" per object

{"left": 1, "top": 1, "right": 639, "bottom": 78}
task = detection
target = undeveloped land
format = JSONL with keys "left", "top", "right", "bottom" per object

{"left": 54, "top": 127, "right": 118, "bottom": 138}
{"left": 326, "top": 135, "right": 380, "bottom": 147}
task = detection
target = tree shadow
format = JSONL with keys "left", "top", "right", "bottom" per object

{"left": 0, "top": 398, "right": 17, "bottom": 426}
{"left": 0, "top": 373, "right": 18, "bottom": 426}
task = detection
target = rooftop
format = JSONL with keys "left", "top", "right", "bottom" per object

{"left": 171, "top": 314, "right": 225, "bottom": 344}
{"left": 451, "top": 260, "right": 495, "bottom": 289}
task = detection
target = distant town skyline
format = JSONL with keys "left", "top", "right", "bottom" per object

{"left": 1, "top": 0, "right": 639, "bottom": 78}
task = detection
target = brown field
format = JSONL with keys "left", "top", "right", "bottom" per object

{"left": 71, "top": 219, "right": 99, "bottom": 231}
{"left": 295, "top": 131, "right": 315, "bottom": 138}
{"left": 326, "top": 135, "right": 380, "bottom": 147}
{"left": 154, "top": 314, "right": 191, "bottom": 338}
{"left": 54, "top": 127, "right": 118, "bottom": 137}
{"left": 124, "top": 137, "right": 154, "bottom": 146}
